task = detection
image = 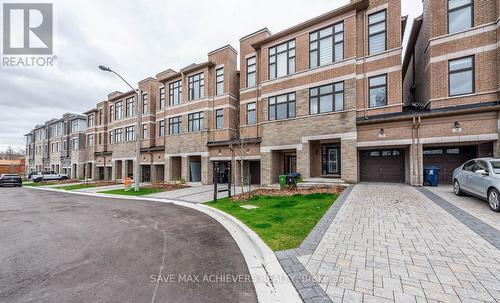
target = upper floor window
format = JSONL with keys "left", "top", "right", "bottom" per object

{"left": 448, "top": 0, "right": 473, "bottom": 34}
{"left": 368, "top": 10, "right": 386, "bottom": 55}
{"left": 246, "top": 57, "right": 256, "bottom": 87}
{"left": 215, "top": 109, "right": 224, "bottom": 129}
{"left": 216, "top": 68, "right": 224, "bottom": 96}
{"left": 71, "top": 120, "right": 79, "bottom": 132}
{"left": 115, "top": 101, "right": 123, "bottom": 120}
{"left": 108, "top": 130, "right": 113, "bottom": 144}
{"left": 369, "top": 74, "right": 387, "bottom": 108}
{"left": 159, "top": 120, "right": 165, "bottom": 137}
{"left": 247, "top": 102, "right": 256, "bottom": 125}
{"left": 268, "top": 93, "right": 296, "bottom": 121}
{"left": 87, "top": 134, "right": 94, "bottom": 146}
{"left": 98, "top": 108, "right": 103, "bottom": 125}
{"left": 142, "top": 124, "right": 148, "bottom": 139}
{"left": 159, "top": 87, "right": 165, "bottom": 110}
{"left": 87, "top": 115, "right": 94, "bottom": 127}
{"left": 109, "top": 105, "right": 113, "bottom": 122}
{"left": 269, "top": 40, "right": 295, "bottom": 79}
{"left": 125, "top": 126, "right": 135, "bottom": 141}
{"left": 169, "top": 116, "right": 182, "bottom": 135}
{"left": 449, "top": 56, "right": 474, "bottom": 96}
{"left": 310, "top": 22, "right": 344, "bottom": 68}
{"left": 126, "top": 97, "right": 135, "bottom": 117}
{"left": 188, "top": 112, "right": 204, "bottom": 132}
{"left": 169, "top": 80, "right": 182, "bottom": 106}
{"left": 142, "top": 93, "right": 148, "bottom": 113}
{"left": 188, "top": 73, "right": 204, "bottom": 101}
{"left": 310, "top": 82, "right": 344, "bottom": 114}
{"left": 114, "top": 128, "right": 122, "bottom": 143}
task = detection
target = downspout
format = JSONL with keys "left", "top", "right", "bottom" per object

{"left": 256, "top": 48, "right": 261, "bottom": 138}
{"left": 416, "top": 116, "right": 422, "bottom": 185}
{"left": 363, "top": 11, "right": 368, "bottom": 120}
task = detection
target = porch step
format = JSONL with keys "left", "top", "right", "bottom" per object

{"left": 299, "top": 178, "right": 349, "bottom": 188}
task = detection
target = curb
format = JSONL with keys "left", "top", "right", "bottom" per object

{"left": 25, "top": 186, "right": 302, "bottom": 303}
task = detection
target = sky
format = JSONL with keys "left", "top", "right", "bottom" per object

{"left": 0, "top": 0, "right": 423, "bottom": 152}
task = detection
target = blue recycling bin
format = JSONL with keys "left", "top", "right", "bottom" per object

{"left": 286, "top": 173, "right": 301, "bottom": 186}
{"left": 423, "top": 166, "right": 440, "bottom": 187}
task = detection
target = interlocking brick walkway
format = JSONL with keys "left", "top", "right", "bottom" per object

{"left": 300, "top": 184, "right": 500, "bottom": 303}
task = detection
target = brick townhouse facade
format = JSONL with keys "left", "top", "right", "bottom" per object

{"left": 25, "top": 0, "right": 500, "bottom": 186}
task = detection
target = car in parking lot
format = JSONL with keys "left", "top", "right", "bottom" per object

{"left": 453, "top": 158, "right": 500, "bottom": 212}
{"left": 30, "top": 171, "right": 69, "bottom": 183}
{"left": 0, "top": 174, "right": 22, "bottom": 187}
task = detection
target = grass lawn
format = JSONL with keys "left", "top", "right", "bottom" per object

{"left": 206, "top": 193, "right": 337, "bottom": 251}
{"left": 97, "top": 187, "right": 164, "bottom": 196}
{"left": 54, "top": 184, "right": 97, "bottom": 191}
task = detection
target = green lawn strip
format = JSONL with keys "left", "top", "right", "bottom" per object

{"left": 54, "top": 184, "right": 97, "bottom": 191}
{"left": 97, "top": 187, "right": 164, "bottom": 196}
{"left": 206, "top": 193, "right": 337, "bottom": 251}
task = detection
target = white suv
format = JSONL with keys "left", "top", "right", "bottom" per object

{"left": 31, "top": 171, "right": 69, "bottom": 183}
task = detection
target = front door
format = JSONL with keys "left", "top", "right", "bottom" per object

{"left": 284, "top": 155, "right": 297, "bottom": 174}
{"left": 322, "top": 145, "right": 340, "bottom": 176}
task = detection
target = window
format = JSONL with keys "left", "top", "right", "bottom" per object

{"left": 475, "top": 160, "right": 488, "bottom": 173}
{"left": 159, "top": 87, "right": 165, "bottom": 110}
{"left": 448, "top": 0, "right": 473, "bottom": 33}
{"left": 269, "top": 40, "right": 295, "bottom": 79}
{"left": 462, "top": 160, "right": 476, "bottom": 171}
{"left": 142, "top": 93, "right": 148, "bottom": 113}
{"left": 368, "top": 10, "right": 386, "bottom": 55}
{"left": 188, "top": 73, "right": 204, "bottom": 101}
{"left": 310, "top": 22, "right": 344, "bottom": 68}
{"left": 310, "top": 82, "right": 344, "bottom": 114}
{"left": 215, "top": 109, "right": 224, "bottom": 129}
{"left": 369, "top": 74, "right": 387, "bottom": 107}
{"left": 125, "top": 126, "right": 135, "bottom": 141}
{"left": 70, "top": 138, "right": 78, "bottom": 150}
{"left": 449, "top": 56, "right": 474, "bottom": 96}
{"left": 142, "top": 124, "right": 148, "bottom": 138}
{"left": 71, "top": 120, "right": 79, "bottom": 132}
{"left": 169, "top": 80, "right": 182, "bottom": 106}
{"left": 216, "top": 68, "right": 224, "bottom": 96}
{"left": 114, "top": 128, "right": 122, "bottom": 143}
{"left": 169, "top": 116, "right": 182, "bottom": 135}
{"left": 108, "top": 130, "right": 113, "bottom": 143}
{"left": 109, "top": 105, "right": 113, "bottom": 122}
{"left": 87, "top": 114, "right": 94, "bottom": 127}
{"left": 126, "top": 97, "right": 135, "bottom": 117}
{"left": 188, "top": 112, "right": 203, "bottom": 132}
{"left": 98, "top": 108, "right": 103, "bottom": 125}
{"left": 246, "top": 57, "right": 256, "bottom": 87}
{"left": 159, "top": 120, "right": 165, "bottom": 136}
{"left": 247, "top": 102, "right": 256, "bottom": 125}
{"left": 115, "top": 101, "right": 123, "bottom": 120}
{"left": 268, "top": 93, "right": 296, "bottom": 121}
{"left": 87, "top": 134, "right": 93, "bottom": 146}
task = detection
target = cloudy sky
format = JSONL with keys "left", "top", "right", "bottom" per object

{"left": 0, "top": 0, "right": 422, "bottom": 152}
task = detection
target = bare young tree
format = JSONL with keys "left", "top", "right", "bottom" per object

{"left": 229, "top": 109, "right": 249, "bottom": 195}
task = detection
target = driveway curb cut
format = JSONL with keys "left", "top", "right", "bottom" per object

{"left": 25, "top": 186, "right": 302, "bottom": 303}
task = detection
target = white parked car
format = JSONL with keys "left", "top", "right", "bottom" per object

{"left": 453, "top": 158, "right": 500, "bottom": 212}
{"left": 31, "top": 171, "right": 69, "bottom": 183}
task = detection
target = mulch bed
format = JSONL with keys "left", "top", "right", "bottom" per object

{"left": 148, "top": 183, "right": 190, "bottom": 191}
{"left": 231, "top": 186, "right": 345, "bottom": 202}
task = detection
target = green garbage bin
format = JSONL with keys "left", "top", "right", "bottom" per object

{"left": 279, "top": 175, "right": 287, "bottom": 189}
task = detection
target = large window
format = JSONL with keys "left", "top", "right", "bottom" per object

{"left": 159, "top": 120, "right": 165, "bottom": 137}
{"left": 246, "top": 57, "right": 256, "bottom": 87}
{"left": 142, "top": 93, "right": 148, "bottom": 113}
{"left": 188, "top": 112, "right": 204, "bottom": 132}
{"left": 369, "top": 74, "right": 387, "bottom": 108}
{"left": 449, "top": 56, "right": 474, "bottom": 96}
{"left": 87, "top": 114, "right": 94, "bottom": 127}
{"left": 126, "top": 97, "right": 135, "bottom": 117}
{"left": 125, "top": 126, "right": 135, "bottom": 141}
{"left": 159, "top": 87, "right": 165, "bottom": 110}
{"left": 215, "top": 109, "right": 224, "bottom": 129}
{"left": 188, "top": 73, "right": 204, "bottom": 101}
{"left": 114, "top": 128, "right": 122, "bottom": 143}
{"left": 247, "top": 102, "right": 256, "bottom": 125}
{"left": 115, "top": 101, "right": 123, "bottom": 120}
{"left": 169, "top": 116, "right": 182, "bottom": 135}
{"left": 71, "top": 120, "right": 79, "bottom": 132}
{"left": 310, "top": 82, "right": 344, "bottom": 114}
{"left": 268, "top": 93, "right": 296, "bottom": 121}
{"left": 448, "top": 0, "right": 473, "bottom": 33}
{"left": 269, "top": 40, "right": 295, "bottom": 79}
{"left": 169, "top": 80, "right": 182, "bottom": 106}
{"left": 216, "top": 68, "right": 224, "bottom": 96}
{"left": 310, "top": 22, "right": 344, "bottom": 68}
{"left": 368, "top": 10, "right": 386, "bottom": 55}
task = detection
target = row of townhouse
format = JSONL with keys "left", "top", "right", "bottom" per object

{"left": 25, "top": 0, "right": 500, "bottom": 186}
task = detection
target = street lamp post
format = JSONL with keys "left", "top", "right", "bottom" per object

{"left": 99, "top": 65, "right": 142, "bottom": 192}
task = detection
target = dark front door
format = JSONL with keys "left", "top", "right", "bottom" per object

{"left": 322, "top": 145, "right": 340, "bottom": 176}
{"left": 284, "top": 155, "right": 297, "bottom": 174}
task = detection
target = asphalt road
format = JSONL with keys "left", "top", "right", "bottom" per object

{"left": 0, "top": 187, "right": 257, "bottom": 303}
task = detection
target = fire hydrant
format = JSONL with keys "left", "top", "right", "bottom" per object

{"left": 124, "top": 177, "right": 132, "bottom": 191}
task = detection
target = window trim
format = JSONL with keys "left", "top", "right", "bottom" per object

{"left": 448, "top": 55, "right": 475, "bottom": 97}
{"left": 268, "top": 39, "right": 296, "bottom": 80}
{"left": 246, "top": 56, "right": 256, "bottom": 87}
{"left": 268, "top": 93, "right": 296, "bottom": 121}
{"left": 368, "top": 74, "right": 388, "bottom": 108}
{"left": 367, "top": 9, "right": 387, "bottom": 55}
{"left": 309, "top": 82, "right": 345, "bottom": 114}
{"left": 447, "top": 0, "right": 474, "bottom": 34}
{"left": 309, "top": 21, "right": 344, "bottom": 68}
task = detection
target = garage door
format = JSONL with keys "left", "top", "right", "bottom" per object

{"left": 423, "top": 146, "right": 476, "bottom": 183}
{"left": 360, "top": 149, "right": 405, "bottom": 183}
